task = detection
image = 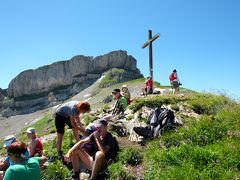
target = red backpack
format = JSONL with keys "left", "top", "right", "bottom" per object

{"left": 169, "top": 73, "right": 175, "bottom": 81}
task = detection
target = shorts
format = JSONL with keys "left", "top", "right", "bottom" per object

{"left": 55, "top": 113, "right": 73, "bottom": 134}
{"left": 171, "top": 81, "right": 179, "bottom": 88}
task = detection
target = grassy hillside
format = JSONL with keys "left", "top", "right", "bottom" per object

{"left": 1, "top": 79, "right": 239, "bottom": 179}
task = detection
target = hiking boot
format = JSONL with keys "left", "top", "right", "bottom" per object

{"left": 71, "top": 170, "right": 80, "bottom": 180}
{"left": 58, "top": 151, "right": 64, "bottom": 162}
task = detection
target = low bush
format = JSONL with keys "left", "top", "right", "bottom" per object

{"left": 41, "top": 160, "right": 71, "bottom": 180}
{"left": 187, "top": 93, "right": 232, "bottom": 115}
{"left": 108, "top": 162, "right": 135, "bottom": 180}
{"left": 129, "top": 95, "right": 189, "bottom": 112}
{"left": 119, "top": 147, "right": 143, "bottom": 166}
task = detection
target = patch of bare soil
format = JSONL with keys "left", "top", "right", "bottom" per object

{"left": 116, "top": 136, "right": 144, "bottom": 150}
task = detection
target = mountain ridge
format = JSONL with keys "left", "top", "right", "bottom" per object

{"left": 0, "top": 50, "right": 143, "bottom": 117}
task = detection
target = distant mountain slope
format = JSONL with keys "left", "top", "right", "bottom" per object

{"left": 0, "top": 50, "right": 143, "bottom": 117}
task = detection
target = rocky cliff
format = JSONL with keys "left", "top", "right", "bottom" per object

{"left": 1, "top": 50, "right": 143, "bottom": 117}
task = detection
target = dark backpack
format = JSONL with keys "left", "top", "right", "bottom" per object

{"left": 134, "top": 108, "right": 175, "bottom": 138}
{"left": 107, "top": 136, "right": 119, "bottom": 162}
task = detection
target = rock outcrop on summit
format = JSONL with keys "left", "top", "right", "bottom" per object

{"left": 1, "top": 50, "right": 143, "bottom": 117}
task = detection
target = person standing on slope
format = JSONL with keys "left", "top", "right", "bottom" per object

{"left": 55, "top": 101, "right": 91, "bottom": 160}
{"left": 169, "top": 69, "right": 181, "bottom": 94}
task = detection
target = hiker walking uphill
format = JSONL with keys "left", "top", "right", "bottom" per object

{"left": 54, "top": 101, "right": 91, "bottom": 160}
{"left": 112, "top": 89, "right": 128, "bottom": 115}
{"left": 169, "top": 69, "right": 181, "bottom": 94}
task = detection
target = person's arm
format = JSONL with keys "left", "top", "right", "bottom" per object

{"left": 39, "top": 156, "right": 48, "bottom": 165}
{"left": 64, "top": 135, "right": 92, "bottom": 161}
{"left": 71, "top": 116, "right": 87, "bottom": 136}
{"left": 2, "top": 168, "right": 13, "bottom": 180}
{"left": 29, "top": 140, "right": 37, "bottom": 157}
{"left": 120, "top": 97, "right": 128, "bottom": 109}
{"left": 112, "top": 101, "right": 119, "bottom": 115}
{"left": 70, "top": 116, "right": 78, "bottom": 129}
{"left": 93, "top": 132, "right": 110, "bottom": 155}
{"left": 0, "top": 160, "right": 8, "bottom": 171}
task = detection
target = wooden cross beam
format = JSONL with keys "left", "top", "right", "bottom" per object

{"left": 142, "top": 30, "right": 160, "bottom": 79}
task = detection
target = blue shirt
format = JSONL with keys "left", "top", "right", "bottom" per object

{"left": 5, "top": 151, "right": 29, "bottom": 166}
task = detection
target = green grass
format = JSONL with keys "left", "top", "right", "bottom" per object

{"left": 99, "top": 68, "right": 125, "bottom": 88}
{"left": 1, "top": 79, "right": 240, "bottom": 179}
{"left": 143, "top": 98, "right": 240, "bottom": 179}
{"left": 0, "top": 114, "right": 55, "bottom": 155}
{"left": 17, "top": 114, "right": 55, "bottom": 143}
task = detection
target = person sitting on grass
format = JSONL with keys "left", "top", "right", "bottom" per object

{"left": 121, "top": 84, "right": 132, "bottom": 105}
{"left": 0, "top": 135, "right": 30, "bottom": 179}
{"left": 26, "top": 127, "right": 43, "bottom": 157}
{"left": 3, "top": 141, "right": 47, "bottom": 180}
{"left": 64, "top": 120, "right": 118, "bottom": 180}
{"left": 112, "top": 89, "right": 128, "bottom": 115}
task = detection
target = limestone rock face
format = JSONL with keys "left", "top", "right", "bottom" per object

{"left": 8, "top": 50, "right": 140, "bottom": 98}
{"left": 0, "top": 88, "right": 7, "bottom": 101}
{"left": 1, "top": 50, "right": 143, "bottom": 117}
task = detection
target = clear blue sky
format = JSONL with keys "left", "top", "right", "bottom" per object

{"left": 0, "top": 0, "right": 239, "bottom": 98}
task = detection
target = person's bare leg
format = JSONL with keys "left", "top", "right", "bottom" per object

{"left": 56, "top": 133, "right": 64, "bottom": 153}
{"left": 90, "top": 151, "right": 106, "bottom": 179}
{"left": 72, "top": 128, "right": 80, "bottom": 142}
{"left": 71, "top": 149, "right": 92, "bottom": 173}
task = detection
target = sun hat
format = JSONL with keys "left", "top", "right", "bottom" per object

{"left": 26, "top": 127, "right": 36, "bottom": 134}
{"left": 112, "top": 89, "right": 121, "bottom": 94}
{"left": 3, "top": 135, "right": 16, "bottom": 148}
{"left": 122, "top": 84, "right": 128, "bottom": 89}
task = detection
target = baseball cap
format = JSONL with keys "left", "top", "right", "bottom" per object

{"left": 122, "top": 84, "right": 128, "bottom": 89}
{"left": 112, "top": 89, "right": 120, "bottom": 94}
{"left": 95, "top": 119, "right": 108, "bottom": 127}
{"left": 3, "top": 135, "right": 16, "bottom": 148}
{"left": 26, "top": 127, "right": 36, "bottom": 134}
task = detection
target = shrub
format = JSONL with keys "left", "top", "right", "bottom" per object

{"left": 129, "top": 95, "right": 189, "bottom": 112}
{"left": 41, "top": 160, "right": 71, "bottom": 180}
{"left": 188, "top": 93, "right": 232, "bottom": 115}
{"left": 99, "top": 68, "right": 125, "bottom": 88}
{"left": 119, "top": 147, "right": 143, "bottom": 166}
{"left": 108, "top": 162, "right": 135, "bottom": 180}
{"left": 81, "top": 114, "right": 95, "bottom": 126}
{"left": 171, "top": 104, "right": 179, "bottom": 111}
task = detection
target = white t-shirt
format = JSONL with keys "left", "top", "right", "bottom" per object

{"left": 173, "top": 72, "right": 180, "bottom": 83}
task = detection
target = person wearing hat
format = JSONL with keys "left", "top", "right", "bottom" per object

{"left": 121, "top": 85, "right": 131, "bottom": 105}
{"left": 64, "top": 119, "right": 118, "bottom": 180}
{"left": 3, "top": 141, "right": 47, "bottom": 180}
{"left": 0, "top": 135, "right": 17, "bottom": 172}
{"left": 55, "top": 101, "right": 91, "bottom": 160}
{"left": 26, "top": 127, "right": 43, "bottom": 157}
{"left": 112, "top": 88, "right": 128, "bottom": 115}
{"left": 0, "top": 135, "right": 29, "bottom": 178}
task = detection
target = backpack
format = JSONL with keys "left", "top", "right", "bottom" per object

{"left": 106, "top": 135, "right": 119, "bottom": 163}
{"left": 169, "top": 73, "right": 175, "bottom": 81}
{"left": 134, "top": 108, "right": 175, "bottom": 139}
